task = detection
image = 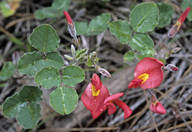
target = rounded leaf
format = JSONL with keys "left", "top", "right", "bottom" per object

{"left": 87, "top": 13, "right": 111, "bottom": 35}
{"left": 130, "top": 3, "right": 159, "bottom": 33}
{"left": 0, "top": 62, "right": 15, "bottom": 81}
{"left": 74, "top": 22, "right": 88, "bottom": 35}
{"left": 123, "top": 51, "right": 135, "bottom": 62}
{"left": 17, "top": 103, "right": 41, "bottom": 129}
{"left": 2, "top": 86, "right": 42, "bottom": 129}
{"left": 30, "top": 24, "right": 60, "bottom": 52}
{"left": 35, "top": 67, "right": 61, "bottom": 89}
{"left": 109, "top": 20, "right": 132, "bottom": 44}
{"left": 129, "top": 33, "right": 154, "bottom": 51}
{"left": 63, "top": 66, "right": 85, "bottom": 86}
{"left": 35, "top": 7, "right": 58, "bottom": 20}
{"left": 50, "top": 87, "right": 78, "bottom": 114}
{"left": 137, "top": 47, "right": 156, "bottom": 60}
{"left": 157, "top": 3, "right": 174, "bottom": 28}
{"left": 18, "top": 51, "right": 64, "bottom": 76}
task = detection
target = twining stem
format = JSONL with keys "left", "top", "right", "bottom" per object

{"left": 147, "top": 89, "right": 153, "bottom": 95}
{"left": 73, "top": 36, "right": 82, "bottom": 50}
{"left": 157, "top": 36, "right": 170, "bottom": 53}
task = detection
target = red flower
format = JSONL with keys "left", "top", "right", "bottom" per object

{"left": 81, "top": 74, "right": 110, "bottom": 119}
{"left": 63, "top": 11, "right": 76, "bottom": 38}
{"left": 128, "top": 57, "right": 164, "bottom": 89}
{"left": 168, "top": 7, "right": 191, "bottom": 38}
{"left": 104, "top": 93, "right": 132, "bottom": 119}
{"left": 150, "top": 94, "right": 166, "bottom": 114}
{"left": 81, "top": 74, "right": 132, "bottom": 119}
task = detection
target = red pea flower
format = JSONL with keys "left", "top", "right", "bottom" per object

{"left": 168, "top": 7, "right": 191, "bottom": 38}
{"left": 81, "top": 74, "right": 110, "bottom": 119}
{"left": 150, "top": 94, "right": 166, "bottom": 114}
{"left": 128, "top": 57, "right": 164, "bottom": 89}
{"left": 104, "top": 93, "right": 132, "bottom": 119}
{"left": 63, "top": 11, "right": 76, "bottom": 38}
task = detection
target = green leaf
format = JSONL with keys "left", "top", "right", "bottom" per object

{"left": 123, "top": 51, "right": 135, "bottom": 62}
{"left": 50, "top": 87, "right": 78, "bottom": 114}
{"left": 0, "top": 1, "right": 14, "bottom": 17}
{"left": 181, "top": 0, "right": 192, "bottom": 21}
{"left": 64, "top": 55, "right": 74, "bottom": 60}
{"left": 2, "top": 93, "right": 21, "bottom": 118}
{"left": 137, "top": 47, "right": 156, "bottom": 60}
{"left": 109, "top": 20, "right": 132, "bottom": 44}
{"left": 51, "top": 0, "right": 70, "bottom": 10}
{"left": 76, "top": 48, "right": 88, "bottom": 60}
{"left": 19, "top": 86, "right": 42, "bottom": 103}
{"left": 35, "top": 67, "right": 60, "bottom": 89}
{"left": 0, "top": 62, "right": 15, "bottom": 81}
{"left": 129, "top": 33, "right": 154, "bottom": 51}
{"left": 35, "top": 7, "right": 59, "bottom": 20}
{"left": 157, "top": 3, "right": 174, "bottom": 28}
{"left": 86, "top": 56, "right": 93, "bottom": 67}
{"left": 130, "top": 3, "right": 159, "bottom": 33}
{"left": 18, "top": 51, "right": 64, "bottom": 76}
{"left": 87, "top": 13, "right": 111, "bottom": 35}
{"left": 35, "top": 0, "right": 70, "bottom": 20}
{"left": 30, "top": 24, "right": 60, "bottom": 53}
{"left": 0, "top": 0, "right": 22, "bottom": 17}
{"left": 74, "top": 22, "right": 88, "bottom": 35}
{"left": 45, "top": 52, "right": 64, "bottom": 69}
{"left": 17, "top": 103, "right": 41, "bottom": 129}
{"left": 2, "top": 86, "right": 42, "bottom": 129}
{"left": 63, "top": 66, "right": 85, "bottom": 86}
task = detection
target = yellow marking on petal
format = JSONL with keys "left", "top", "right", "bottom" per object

{"left": 152, "top": 101, "right": 159, "bottom": 105}
{"left": 137, "top": 73, "right": 149, "bottom": 84}
{"left": 92, "top": 85, "right": 100, "bottom": 96}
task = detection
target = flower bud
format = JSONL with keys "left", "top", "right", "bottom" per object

{"left": 12, "top": 51, "right": 20, "bottom": 65}
{"left": 171, "top": 47, "right": 181, "bottom": 54}
{"left": 150, "top": 94, "right": 166, "bottom": 114}
{"left": 165, "top": 64, "right": 178, "bottom": 72}
{"left": 96, "top": 66, "right": 111, "bottom": 77}
{"left": 168, "top": 7, "right": 191, "bottom": 38}
{"left": 150, "top": 101, "right": 166, "bottom": 114}
{"left": 64, "top": 55, "right": 73, "bottom": 60}
{"left": 63, "top": 11, "right": 76, "bottom": 38}
{"left": 71, "top": 45, "right": 76, "bottom": 58}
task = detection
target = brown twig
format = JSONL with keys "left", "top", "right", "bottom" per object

{"left": 160, "top": 120, "right": 192, "bottom": 132}
{"left": 5, "top": 14, "right": 34, "bottom": 29}
{"left": 159, "top": 65, "right": 192, "bottom": 100}
{"left": 39, "top": 127, "right": 119, "bottom": 132}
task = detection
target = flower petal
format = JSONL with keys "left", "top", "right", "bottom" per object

{"left": 63, "top": 11, "right": 73, "bottom": 24}
{"left": 140, "top": 66, "right": 164, "bottom": 89}
{"left": 104, "top": 93, "right": 124, "bottom": 104}
{"left": 114, "top": 99, "right": 132, "bottom": 119}
{"left": 128, "top": 78, "right": 143, "bottom": 88}
{"left": 150, "top": 101, "right": 166, "bottom": 114}
{"left": 106, "top": 103, "right": 116, "bottom": 115}
{"left": 178, "top": 7, "right": 191, "bottom": 25}
{"left": 81, "top": 83, "right": 109, "bottom": 119}
{"left": 91, "top": 74, "right": 102, "bottom": 90}
{"left": 134, "top": 57, "right": 164, "bottom": 78}
{"left": 134, "top": 57, "right": 164, "bottom": 89}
